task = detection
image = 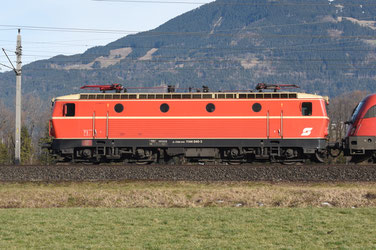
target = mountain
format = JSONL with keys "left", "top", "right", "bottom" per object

{"left": 1, "top": 0, "right": 376, "bottom": 106}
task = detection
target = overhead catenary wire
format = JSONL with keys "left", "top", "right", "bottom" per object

{"left": 1, "top": 3, "right": 375, "bottom": 73}
{"left": 2, "top": 37, "right": 364, "bottom": 50}
{"left": 1, "top": 38, "right": 373, "bottom": 57}
{"left": 0, "top": 15, "right": 375, "bottom": 37}
{"left": 92, "top": 0, "right": 376, "bottom": 7}
{"left": 93, "top": 0, "right": 211, "bottom": 4}
{"left": 8, "top": 54, "right": 376, "bottom": 63}
{"left": 16, "top": 64, "right": 376, "bottom": 71}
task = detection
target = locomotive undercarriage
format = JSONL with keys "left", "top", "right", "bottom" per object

{"left": 48, "top": 139, "right": 327, "bottom": 164}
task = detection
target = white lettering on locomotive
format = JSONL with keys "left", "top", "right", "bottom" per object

{"left": 301, "top": 128, "right": 313, "bottom": 136}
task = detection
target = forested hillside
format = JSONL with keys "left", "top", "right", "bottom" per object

{"left": 1, "top": 0, "right": 376, "bottom": 106}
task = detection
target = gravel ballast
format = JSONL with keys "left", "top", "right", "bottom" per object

{"left": 0, "top": 164, "right": 376, "bottom": 182}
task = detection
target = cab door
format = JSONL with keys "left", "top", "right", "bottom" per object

{"left": 268, "top": 104, "right": 283, "bottom": 139}
{"left": 93, "top": 103, "right": 108, "bottom": 139}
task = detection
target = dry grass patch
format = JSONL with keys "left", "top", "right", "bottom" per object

{"left": 1, "top": 181, "right": 376, "bottom": 208}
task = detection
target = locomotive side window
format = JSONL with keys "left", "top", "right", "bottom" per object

{"left": 206, "top": 103, "right": 215, "bottom": 113}
{"left": 302, "top": 102, "right": 312, "bottom": 116}
{"left": 63, "top": 103, "right": 75, "bottom": 117}
{"left": 363, "top": 105, "right": 376, "bottom": 119}
{"left": 160, "top": 103, "right": 169, "bottom": 113}
{"left": 114, "top": 103, "right": 124, "bottom": 113}
{"left": 252, "top": 103, "right": 262, "bottom": 112}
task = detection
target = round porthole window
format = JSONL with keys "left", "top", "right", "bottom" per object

{"left": 252, "top": 103, "right": 262, "bottom": 112}
{"left": 114, "top": 103, "right": 124, "bottom": 113}
{"left": 206, "top": 103, "right": 215, "bottom": 113}
{"left": 160, "top": 103, "right": 169, "bottom": 113}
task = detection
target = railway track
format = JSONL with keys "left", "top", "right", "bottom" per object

{"left": 0, "top": 164, "right": 376, "bottom": 182}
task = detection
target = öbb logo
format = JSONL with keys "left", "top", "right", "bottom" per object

{"left": 301, "top": 128, "right": 313, "bottom": 136}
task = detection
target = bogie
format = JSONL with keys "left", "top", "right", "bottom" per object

{"left": 51, "top": 144, "right": 321, "bottom": 165}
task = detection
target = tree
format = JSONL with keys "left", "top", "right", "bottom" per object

{"left": 38, "top": 122, "right": 55, "bottom": 165}
{"left": 21, "top": 126, "right": 34, "bottom": 165}
{"left": 0, "top": 100, "right": 13, "bottom": 165}
{"left": 327, "top": 91, "right": 369, "bottom": 142}
{"left": 0, "top": 142, "right": 9, "bottom": 165}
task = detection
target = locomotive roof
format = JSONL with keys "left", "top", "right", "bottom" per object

{"left": 53, "top": 92, "right": 329, "bottom": 102}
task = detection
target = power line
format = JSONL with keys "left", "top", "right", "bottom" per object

{"left": 93, "top": 0, "right": 210, "bottom": 4}
{"left": 1, "top": 17, "right": 375, "bottom": 38}
{"left": 1, "top": 38, "right": 374, "bottom": 53}
{"left": 0, "top": 38, "right": 368, "bottom": 57}
{"left": 3, "top": 45, "right": 375, "bottom": 65}
{"left": 0, "top": 25, "right": 139, "bottom": 35}
{"left": 92, "top": 0, "right": 376, "bottom": 6}
{"left": 12, "top": 46, "right": 376, "bottom": 59}
{"left": 11, "top": 52, "right": 376, "bottom": 62}
{"left": 18, "top": 66, "right": 376, "bottom": 72}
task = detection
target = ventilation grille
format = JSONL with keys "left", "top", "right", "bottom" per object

{"left": 80, "top": 92, "right": 298, "bottom": 100}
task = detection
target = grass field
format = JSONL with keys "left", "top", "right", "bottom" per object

{"left": 0, "top": 207, "right": 375, "bottom": 249}
{"left": 0, "top": 181, "right": 376, "bottom": 248}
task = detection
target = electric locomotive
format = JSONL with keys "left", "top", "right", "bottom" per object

{"left": 46, "top": 83, "right": 330, "bottom": 164}
{"left": 343, "top": 93, "right": 376, "bottom": 162}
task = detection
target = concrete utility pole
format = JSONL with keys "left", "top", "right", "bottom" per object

{"left": 14, "top": 29, "right": 22, "bottom": 164}
{"left": 1, "top": 30, "right": 22, "bottom": 164}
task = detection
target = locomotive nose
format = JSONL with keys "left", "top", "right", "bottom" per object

{"left": 49, "top": 119, "right": 55, "bottom": 137}
{"left": 349, "top": 125, "right": 357, "bottom": 136}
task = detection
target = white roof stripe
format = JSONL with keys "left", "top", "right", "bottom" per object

{"left": 53, "top": 92, "right": 328, "bottom": 101}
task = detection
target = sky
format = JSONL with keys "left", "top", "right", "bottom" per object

{"left": 0, "top": 0, "right": 214, "bottom": 72}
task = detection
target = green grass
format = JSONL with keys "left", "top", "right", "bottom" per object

{"left": 0, "top": 208, "right": 375, "bottom": 249}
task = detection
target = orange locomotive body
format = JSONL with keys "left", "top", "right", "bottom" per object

{"left": 49, "top": 90, "right": 329, "bottom": 164}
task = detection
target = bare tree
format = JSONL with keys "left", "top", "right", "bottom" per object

{"left": 22, "top": 94, "right": 51, "bottom": 159}
{"left": 327, "top": 91, "right": 369, "bottom": 142}
{"left": 0, "top": 101, "right": 14, "bottom": 163}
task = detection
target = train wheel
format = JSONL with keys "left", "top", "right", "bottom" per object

{"left": 227, "top": 160, "right": 243, "bottom": 165}
{"left": 281, "top": 159, "right": 305, "bottom": 165}
{"left": 314, "top": 150, "right": 326, "bottom": 163}
{"left": 134, "top": 149, "right": 158, "bottom": 165}
{"left": 279, "top": 148, "right": 304, "bottom": 165}
{"left": 222, "top": 148, "right": 244, "bottom": 164}
{"left": 169, "top": 155, "right": 184, "bottom": 165}
{"left": 136, "top": 154, "right": 158, "bottom": 165}
{"left": 135, "top": 160, "right": 153, "bottom": 165}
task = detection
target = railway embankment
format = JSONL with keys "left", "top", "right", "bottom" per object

{"left": 0, "top": 164, "right": 376, "bottom": 182}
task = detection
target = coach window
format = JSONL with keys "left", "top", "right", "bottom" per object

{"left": 252, "top": 103, "right": 262, "bottom": 112}
{"left": 114, "top": 103, "right": 124, "bottom": 113}
{"left": 363, "top": 105, "right": 376, "bottom": 119}
{"left": 206, "top": 103, "right": 215, "bottom": 113}
{"left": 63, "top": 103, "right": 75, "bottom": 117}
{"left": 302, "top": 102, "right": 312, "bottom": 116}
{"left": 160, "top": 103, "right": 169, "bottom": 113}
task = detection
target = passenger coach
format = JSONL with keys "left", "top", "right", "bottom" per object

{"left": 344, "top": 93, "right": 376, "bottom": 162}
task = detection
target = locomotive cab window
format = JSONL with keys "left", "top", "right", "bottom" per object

{"left": 363, "top": 105, "right": 376, "bottom": 119}
{"left": 302, "top": 102, "right": 312, "bottom": 116}
{"left": 63, "top": 103, "right": 75, "bottom": 117}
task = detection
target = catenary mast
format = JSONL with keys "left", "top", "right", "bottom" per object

{"left": 14, "top": 29, "right": 22, "bottom": 164}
